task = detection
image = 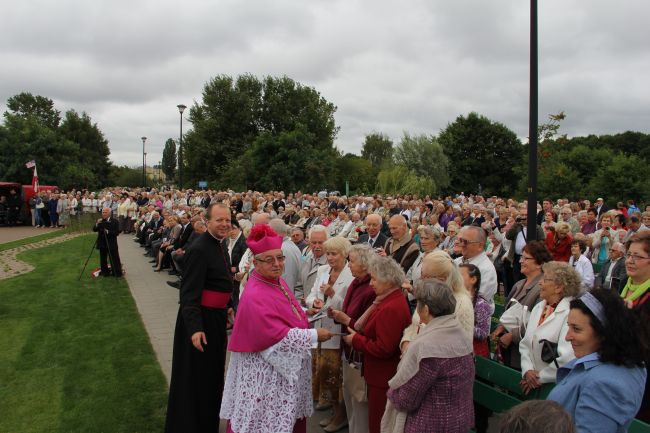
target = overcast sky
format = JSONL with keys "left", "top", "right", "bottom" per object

{"left": 2, "top": 0, "right": 649, "bottom": 168}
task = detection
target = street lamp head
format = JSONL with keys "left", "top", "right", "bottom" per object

{"left": 141, "top": 136, "right": 147, "bottom": 142}
{"left": 177, "top": 104, "right": 187, "bottom": 114}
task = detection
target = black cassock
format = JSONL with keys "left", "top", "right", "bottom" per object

{"left": 92, "top": 217, "right": 122, "bottom": 277}
{"left": 165, "top": 231, "right": 233, "bottom": 433}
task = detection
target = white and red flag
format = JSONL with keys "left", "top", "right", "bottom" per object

{"left": 25, "top": 160, "right": 36, "bottom": 169}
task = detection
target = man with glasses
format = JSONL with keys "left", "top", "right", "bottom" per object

{"left": 506, "top": 206, "right": 545, "bottom": 284}
{"left": 594, "top": 242, "right": 628, "bottom": 293}
{"left": 624, "top": 216, "right": 649, "bottom": 244}
{"left": 165, "top": 203, "right": 235, "bottom": 433}
{"left": 558, "top": 205, "right": 580, "bottom": 235}
{"left": 454, "top": 226, "right": 498, "bottom": 313}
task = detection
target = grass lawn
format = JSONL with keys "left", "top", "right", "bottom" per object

{"left": 0, "top": 234, "right": 168, "bottom": 432}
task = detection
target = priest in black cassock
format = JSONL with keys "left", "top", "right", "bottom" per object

{"left": 165, "top": 203, "right": 234, "bottom": 433}
{"left": 93, "top": 207, "right": 122, "bottom": 277}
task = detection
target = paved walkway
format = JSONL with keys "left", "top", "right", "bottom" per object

{"left": 119, "top": 235, "right": 179, "bottom": 383}
{"left": 0, "top": 225, "right": 61, "bottom": 244}
{"left": 0, "top": 232, "right": 82, "bottom": 279}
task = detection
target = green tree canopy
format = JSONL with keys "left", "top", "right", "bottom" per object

{"left": 161, "top": 138, "right": 177, "bottom": 181}
{"left": 439, "top": 112, "right": 523, "bottom": 197}
{"left": 184, "top": 74, "right": 339, "bottom": 190}
{"left": 361, "top": 132, "right": 393, "bottom": 168}
{"left": 393, "top": 132, "right": 449, "bottom": 194}
{"left": 0, "top": 92, "right": 111, "bottom": 190}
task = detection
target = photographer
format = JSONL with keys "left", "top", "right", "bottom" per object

{"left": 93, "top": 208, "right": 123, "bottom": 277}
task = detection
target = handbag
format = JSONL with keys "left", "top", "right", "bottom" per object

{"left": 344, "top": 348, "right": 367, "bottom": 403}
{"left": 539, "top": 339, "right": 559, "bottom": 368}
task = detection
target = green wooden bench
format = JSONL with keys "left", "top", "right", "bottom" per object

{"left": 474, "top": 356, "right": 650, "bottom": 432}
{"left": 474, "top": 356, "right": 553, "bottom": 413}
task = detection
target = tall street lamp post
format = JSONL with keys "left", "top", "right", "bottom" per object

{"left": 141, "top": 136, "right": 147, "bottom": 188}
{"left": 177, "top": 104, "right": 186, "bottom": 189}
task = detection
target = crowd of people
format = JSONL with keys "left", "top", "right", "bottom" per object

{"left": 58, "top": 186, "right": 650, "bottom": 432}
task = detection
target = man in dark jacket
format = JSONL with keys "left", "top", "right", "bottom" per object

{"left": 594, "top": 242, "right": 627, "bottom": 292}
{"left": 93, "top": 208, "right": 122, "bottom": 277}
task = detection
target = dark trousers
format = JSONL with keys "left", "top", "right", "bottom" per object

{"left": 165, "top": 308, "right": 227, "bottom": 433}
{"left": 99, "top": 246, "right": 123, "bottom": 277}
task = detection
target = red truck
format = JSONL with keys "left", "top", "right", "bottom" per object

{"left": 0, "top": 182, "right": 59, "bottom": 225}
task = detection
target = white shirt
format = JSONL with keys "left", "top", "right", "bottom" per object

{"left": 454, "top": 252, "right": 498, "bottom": 313}
{"left": 569, "top": 254, "right": 594, "bottom": 291}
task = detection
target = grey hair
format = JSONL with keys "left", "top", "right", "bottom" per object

{"left": 414, "top": 279, "right": 457, "bottom": 317}
{"left": 461, "top": 225, "right": 486, "bottom": 245}
{"left": 367, "top": 256, "right": 406, "bottom": 288}
{"left": 417, "top": 225, "right": 442, "bottom": 243}
{"left": 348, "top": 244, "right": 374, "bottom": 271}
{"left": 269, "top": 218, "right": 290, "bottom": 235}
{"left": 611, "top": 241, "right": 625, "bottom": 253}
{"left": 308, "top": 224, "right": 330, "bottom": 239}
{"left": 542, "top": 261, "right": 582, "bottom": 298}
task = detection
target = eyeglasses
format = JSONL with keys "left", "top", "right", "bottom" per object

{"left": 256, "top": 255, "right": 286, "bottom": 265}
{"left": 625, "top": 253, "right": 650, "bottom": 262}
{"left": 520, "top": 256, "right": 535, "bottom": 262}
{"left": 458, "top": 238, "right": 480, "bottom": 245}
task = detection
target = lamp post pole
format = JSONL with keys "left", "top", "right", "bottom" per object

{"left": 141, "top": 136, "right": 147, "bottom": 188}
{"left": 177, "top": 104, "right": 186, "bottom": 189}
{"left": 527, "top": 0, "right": 539, "bottom": 240}
{"left": 144, "top": 152, "right": 147, "bottom": 185}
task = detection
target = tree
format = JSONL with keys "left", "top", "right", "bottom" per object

{"left": 393, "top": 132, "right": 449, "bottom": 194}
{"left": 184, "top": 74, "right": 339, "bottom": 190}
{"left": 376, "top": 164, "right": 436, "bottom": 197}
{"left": 5, "top": 92, "right": 61, "bottom": 129}
{"left": 161, "top": 138, "right": 177, "bottom": 181}
{"left": 439, "top": 112, "right": 523, "bottom": 196}
{"left": 361, "top": 133, "right": 393, "bottom": 168}
{"left": 0, "top": 93, "right": 112, "bottom": 190}
{"left": 58, "top": 110, "right": 112, "bottom": 189}
{"left": 335, "top": 153, "right": 376, "bottom": 194}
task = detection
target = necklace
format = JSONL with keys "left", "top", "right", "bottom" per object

{"left": 250, "top": 273, "right": 302, "bottom": 320}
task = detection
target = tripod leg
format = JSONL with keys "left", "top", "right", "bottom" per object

{"left": 79, "top": 237, "right": 98, "bottom": 280}
{"left": 103, "top": 230, "right": 118, "bottom": 276}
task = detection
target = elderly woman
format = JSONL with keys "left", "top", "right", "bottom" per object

{"left": 548, "top": 289, "right": 648, "bottom": 432}
{"left": 492, "top": 241, "right": 553, "bottom": 369}
{"left": 519, "top": 261, "right": 581, "bottom": 394}
{"left": 329, "top": 244, "right": 377, "bottom": 433}
{"left": 545, "top": 221, "right": 573, "bottom": 262}
{"left": 569, "top": 239, "right": 594, "bottom": 291}
{"left": 342, "top": 256, "right": 411, "bottom": 433}
{"left": 401, "top": 250, "right": 474, "bottom": 352}
{"left": 441, "top": 222, "right": 459, "bottom": 254}
{"left": 57, "top": 193, "right": 70, "bottom": 227}
{"left": 404, "top": 226, "right": 443, "bottom": 310}
{"left": 382, "top": 280, "right": 474, "bottom": 433}
{"left": 305, "top": 237, "right": 353, "bottom": 428}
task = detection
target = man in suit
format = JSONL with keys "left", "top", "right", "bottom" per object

{"left": 93, "top": 208, "right": 123, "bottom": 277}
{"left": 595, "top": 197, "right": 609, "bottom": 219}
{"left": 594, "top": 241, "right": 628, "bottom": 292}
{"left": 357, "top": 214, "right": 388, "bottom": 248}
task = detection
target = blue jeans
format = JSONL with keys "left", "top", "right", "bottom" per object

{"left": 34, "top": 208, "right": 42, "bottom": 226}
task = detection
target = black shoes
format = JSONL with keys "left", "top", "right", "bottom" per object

{"left": 166, "top": 280, "right": 181, "bottom": 289}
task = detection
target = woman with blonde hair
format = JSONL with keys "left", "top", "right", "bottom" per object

{"left": 305, "top": 236, "right": 354, "bottom": 431}
{"left": 401, "top": 250, "right": 474, "bottom": 353}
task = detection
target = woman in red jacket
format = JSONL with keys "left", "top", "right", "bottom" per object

{"left": 545, "top": 221, "right": 573, "bottom": 262}
{"left": 343, "top": 255, "right": 411, "bottom": 433}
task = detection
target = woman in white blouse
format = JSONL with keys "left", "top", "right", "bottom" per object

{"left": 568, "top": 239, "right": 594, "bottom": 291}
{"left": 305, "top": 236, "right": 354, "bottom": 428}
{"left": 519, "top": 261, "right": 581, "bottom": 394}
